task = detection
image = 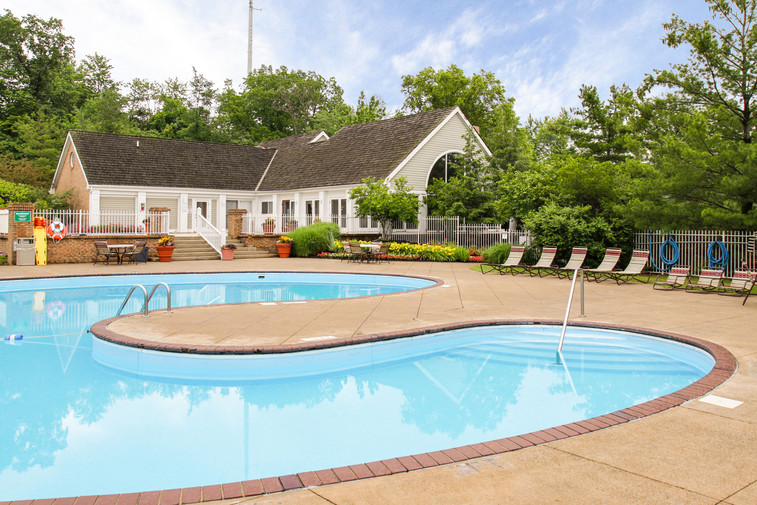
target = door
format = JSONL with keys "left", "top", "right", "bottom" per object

{"left": 190, "top": 199, "right": 210, "bottom": 230}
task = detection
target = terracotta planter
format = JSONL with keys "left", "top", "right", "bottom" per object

{"left": 276, "top": 243, "right": 292, "bottom": 258}
{"left": 156, "top": 245, "right": 174, "bottom": 262}
{"left": 284, "top": 223, "right": 297, "bottom": 232}
{"left": 221, "top": 248, "right": 235, "bottom": 261}
{"left": 263, "top": 223, "right": 275, "bottom": 235}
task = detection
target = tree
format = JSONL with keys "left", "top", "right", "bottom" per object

{"left": 425, "top": 135, "right": 498, "bottom": 222}
{"left": 0, "top": 11, "right": 83, "bottom": 132}
{"left": 640, "top": 0, "right": 757, "bottom": 227}
{"left": 569, "top": 84, "right": 641, "bottom": 163}
{"left": 77, "top": 86, "right": 134, "bottom": 134}
{"left": 349, "top": 176, "right": 419, "bottom": 239}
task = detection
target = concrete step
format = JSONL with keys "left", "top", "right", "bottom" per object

{"left": 161, "top": 234, "right": 277, "bottom": 261}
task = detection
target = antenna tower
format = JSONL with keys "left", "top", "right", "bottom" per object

{"left": 247, "top": 0, "right": 262, "bottom": 74}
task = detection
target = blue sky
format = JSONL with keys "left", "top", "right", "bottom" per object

{"left": 5, "top": 0, "right": 714, "bottom": 119}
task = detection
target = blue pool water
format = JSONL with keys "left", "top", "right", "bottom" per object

{"left": 0, "top": 274, "right": 714, "bottom": 500}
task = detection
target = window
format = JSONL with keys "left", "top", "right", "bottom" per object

{"left": 69, "top": 152, "right": 75, "bottom": 168}
{"left": 261, "top": 201, "right": 273, "bottom": 214}
{"left": 428, "top": 152, "right": 462, "bottom": 184}
{"left": 306, "top": 200, "right": 320, "bottom": 225}
{"left": 331, "top": 198, "right": 347, "bottom": 227}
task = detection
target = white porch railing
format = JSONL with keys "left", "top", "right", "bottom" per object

{"left": 33, "top": 209, "right": 170, "bottom": 235}
{"left": 195, "top": 211, "right": 224, "bottom": 255}
{"left": 241, "top": 214, "right": 528, "bottom": 248}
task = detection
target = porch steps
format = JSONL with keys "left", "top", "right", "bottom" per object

{"left": 168, "top": 235, "right": 274, "bottom": 261}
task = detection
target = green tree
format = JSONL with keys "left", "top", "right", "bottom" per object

{"left": 639, "top": 0, "right": 757, "bottom": 228}
{"left": 0, "top": 10, "right": 84, "bottom": 140}
{"left": 77, "top": 86, "right": 134, "bottom": 134}
{"left": 13, "top": 109, "right": 68, "bottom": 180}
{"left": 349, "top": 176, "right": 419, "bottom": 239}
{"left": 570, "top": 84, "right": 640, "bottom": 163}
{"left": 425, "top": 135, "right": 498, "bottom": 222}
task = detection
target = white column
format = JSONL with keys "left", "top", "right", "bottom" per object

{"left": 179, "top": 193, "right": 189, "bottom": 232}
{"left": 90, "top": 189, "right": 101, "bottom": 226}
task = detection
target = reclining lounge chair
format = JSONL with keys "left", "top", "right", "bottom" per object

{"left": 652, "top": 266, "right": 690, "bottom": 290}
{"left": 481, "top": 245, "right": 526, "bottom": 275}
{"left": 556, "top": 246, "right": 588, "bottom": 279}
{"left": 607, "top": 250, "right": 650, "bottom": 285}
{"left": 584, "top": 248, "right": 623, "bottom": 282}
{"left": 684, "top": 269, "right": 723, "bottom": 293}
{"left": 525, "top": 246, "right": 558, "bottom": 277}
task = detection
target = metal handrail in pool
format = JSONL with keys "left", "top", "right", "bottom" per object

{"left": 116, "top": 282, "right": 172, "bottom": 317}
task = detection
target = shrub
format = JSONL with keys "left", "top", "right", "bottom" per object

{"left": 288, "top": 222, "right": 340, "bottom": 257}
{"left": 481, "top": 243, "right": 512, "bottom": 264}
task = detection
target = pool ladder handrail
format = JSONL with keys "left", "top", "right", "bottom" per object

{"left": 557, "top": 269, "right": 585, "bottom": 353}
{"left": 116, "top": 282, "right": 172, "bottom": 317}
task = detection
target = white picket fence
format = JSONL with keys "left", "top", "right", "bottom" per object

{"left": 32, "top": 209, "right": 170, "bottom": 235}
{"left": 634, "top": 230, "right": 757, "bottom": 275}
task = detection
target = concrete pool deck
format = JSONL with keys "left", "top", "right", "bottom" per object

{"left": 3, "top": 258, "right": 757, "bottom": 504}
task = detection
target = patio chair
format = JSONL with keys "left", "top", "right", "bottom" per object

{"left": 93, "top": 240, "right": 119, "bottom": 265}
{"left": 348, "top": 241, "right": 367, "bottom": 263}
{"left": 717, "top": 270, "right": 756, "bottom": 299}
{"left": 481, "top": 245, "right": 526, "bottom": 275}
{"left": 684, "top": 269, "right": 723, "bottom": 293}
{"left": 583, "top": 248, "right": 623, "bottom": 282}
{"left": 555, "top": 246, "right": 588, "bottom": 279}
{"left": 652, "top": 266, "right": 691, "bottom": 290}
{"left": 525, "top": 246, "right": 558, "bottom": 277}
{"left": 607, "top": 250, "right": 651, "bottom": 285}
{"left": 371, "top": 241, "right": 391, "bottom": 263}
{"left": 122, "top": 240, "right": 147, "bottom": 264}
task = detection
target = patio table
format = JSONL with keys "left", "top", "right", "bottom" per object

{"left": 107, "top": 243, "right": 136, "bottom": 265}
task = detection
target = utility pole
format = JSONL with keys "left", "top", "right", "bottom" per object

{"left": 247, "top": 0, "right": 262, "bottom": 74}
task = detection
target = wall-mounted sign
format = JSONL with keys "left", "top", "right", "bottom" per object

{"left": 14, "top": 211, "right": 32, "bottom": 222}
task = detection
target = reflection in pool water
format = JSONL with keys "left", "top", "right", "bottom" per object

{"left": 0, "top": 275, "right": 714, "bottom": 500}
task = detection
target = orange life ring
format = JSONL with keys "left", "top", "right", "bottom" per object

{"left": 47, "top": 220, "right": 67, "bottom": 242}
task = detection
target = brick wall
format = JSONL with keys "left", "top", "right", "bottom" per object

{"left": 46, "top": 235, "right": 164, "bottom": 264}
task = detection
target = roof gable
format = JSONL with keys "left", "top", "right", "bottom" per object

{"left": 256, "top": 107, "right": 460, "bottom": 191}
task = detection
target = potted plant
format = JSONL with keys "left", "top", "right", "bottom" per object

{"left": 156, "top": 236, "right": 175, "bottom": 262}
{"left": 284, "top": 218, "right": 298, "bottom": 232}
{"left": 221, "top": 243, "right": 236, "bottom": 261}
{"left": 276, "top": 236, "right": 294, "bottom": 258}
{"left": 263, "top": 217, "right": 275, "bottom": 235}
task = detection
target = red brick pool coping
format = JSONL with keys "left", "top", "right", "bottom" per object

{"left": 8, "top": 320, "right": 726, "bottom": 505}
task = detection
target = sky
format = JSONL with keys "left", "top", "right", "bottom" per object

{"left": 3, "top": 0, "right": 715, "bottom": 120}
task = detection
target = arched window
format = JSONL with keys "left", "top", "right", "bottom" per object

{"left": 427, "top": 152, "right": 462, "bottom": 185}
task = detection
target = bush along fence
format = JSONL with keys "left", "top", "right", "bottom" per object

{"left": 634, "top": 230, "right": 757, "bottom": 276}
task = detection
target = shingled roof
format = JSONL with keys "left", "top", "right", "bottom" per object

{"left": 69, "top": 131, "right": 275, "bottom": 191}
{"left": 257, "top": 107, "right": 458, "bottom": 191}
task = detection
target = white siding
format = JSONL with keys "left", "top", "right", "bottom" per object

{"left": 100, "top": 196, "right": 135, "bottom": 212}
{"left": 394, "top": 114, "right": 472, "bottom": 191}
{"left": 146, "top": 196, "right": 180, "bottom": 230}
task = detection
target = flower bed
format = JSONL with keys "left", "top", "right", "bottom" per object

{"left": 326, "top": 241, "right": 484, "bottom": 262}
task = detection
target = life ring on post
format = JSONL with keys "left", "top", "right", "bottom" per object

{"left": 47, "top": 220, "right": 67, "bottom": 242}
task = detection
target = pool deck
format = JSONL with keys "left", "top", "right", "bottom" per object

{"left": 3, "top": 258, "right": 757, "bottom": 505}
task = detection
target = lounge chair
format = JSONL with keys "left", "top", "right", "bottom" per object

{"left": 684, "top": 269, "right": 723, "bottom": 293}
{"left": 93, "top": 240, "right": 119, "bottom": 265}
{"left": 718, "top": 270, "right": 756, "bottom": 298}
{"left": 652, "top": 266, "right": 690, "bottom": 290}
{"left": 525, "top": 246, "right": 558, "bottom": 277}
{"left": 607, "top": 250, "right": 650, "bottom": 284}
{"left": 583, "top": 248, "right": 623, "bottom": 282}
{"left": 481, "top": 245, "right": 526, "bottom": 274}
{"left": 555, "top": 246, "right": 588, "bottom": 279}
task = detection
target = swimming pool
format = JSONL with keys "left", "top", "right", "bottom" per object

{"left": 0, "top": 274, "right": 719, "bottom": 500}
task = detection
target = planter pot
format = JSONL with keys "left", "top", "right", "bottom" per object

{"left": 263, "top": 223, "right": 275, "bottom": 235}
{"left": 156, "top": 245, "right": 174, "bottom": 262}
{"left": 284, "top": 223, "right": 297, "bottom": 232}
{"left": 221, "top": 248, "right": 235, "bottom": 261}
{"left": 276, "top": 243, "right": 292, "bottom": 258}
